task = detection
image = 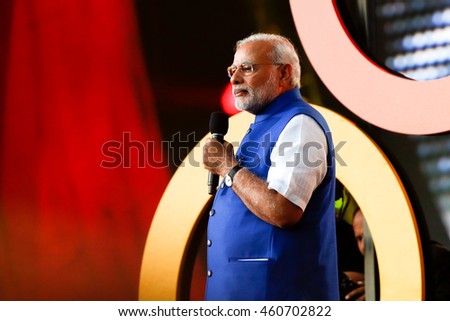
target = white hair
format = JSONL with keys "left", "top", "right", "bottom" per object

{"left": 236, "top": 33, "right": 301, "bottom": 88}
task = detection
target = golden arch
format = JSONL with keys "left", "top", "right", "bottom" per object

{"left": 139, "top": 106, "right": 424, "bottom": 300}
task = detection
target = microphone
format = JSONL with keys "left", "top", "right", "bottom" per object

{"left": 208, "top": 111, "right": 229, "bottom": 195}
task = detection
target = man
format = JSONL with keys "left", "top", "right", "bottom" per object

{"left": 335, "top": 184, "right": 365, "bottom": 300}
{"left": 342, "top": 207, "right": 366, "bottom": 301}
{"left": 203, "top": 33, "right": 339, "bottom": 300}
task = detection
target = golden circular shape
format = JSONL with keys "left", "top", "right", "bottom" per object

{"left": 289, "top": 0, "right": 450, "bottom": 135}
{"left": 139, "top": 107, "right": 424, "bottom": 300}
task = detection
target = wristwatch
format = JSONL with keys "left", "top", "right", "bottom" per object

{"left": 224, "top": 164, "right": 243, "bottom": 187}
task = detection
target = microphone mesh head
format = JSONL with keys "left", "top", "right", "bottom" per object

{"left": 209, "top": 111, "right": 229, "bottom": 135}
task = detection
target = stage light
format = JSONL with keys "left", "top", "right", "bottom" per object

{"left": 220, "top": 83, "right": 241, "bottom": 116}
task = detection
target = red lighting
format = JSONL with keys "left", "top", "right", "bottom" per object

{"left": 220, "top": 83, "right": 241, "bottom": 116}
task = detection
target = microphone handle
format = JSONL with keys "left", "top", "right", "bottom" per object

{"left": 208, "top": 133, "right": 224, "bottom": 195}
{"left": 211, "top": 133, "right": 224, "bottom": 143}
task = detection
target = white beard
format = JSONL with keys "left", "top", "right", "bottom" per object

{"left": 234, "top": 73, "right": 279, "bottom": 114}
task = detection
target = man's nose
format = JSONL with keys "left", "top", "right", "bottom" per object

{"left": 230, "top": 71, "right": 243, "bottom": 85}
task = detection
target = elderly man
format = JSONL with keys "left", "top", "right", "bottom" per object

{"left": 203, "top": 33, "right": 339, "bottom": 300}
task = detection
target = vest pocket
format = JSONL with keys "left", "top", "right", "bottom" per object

{"left": 224, "top": 257, "right": 272, "bottom": 299}
{"left": 229, "top": 257, "right": 271, "bottom": 262}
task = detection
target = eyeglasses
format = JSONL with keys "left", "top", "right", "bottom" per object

{"left": 226, "top": 63, "right": 283, "bottom": 78}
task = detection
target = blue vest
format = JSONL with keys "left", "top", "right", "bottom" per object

{"left": 205, "top": 89, "right": 339, "bottom": 300}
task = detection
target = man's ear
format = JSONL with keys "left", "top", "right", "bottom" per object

{"left": 279, "top": 64, "right": 293, "bottom": 86}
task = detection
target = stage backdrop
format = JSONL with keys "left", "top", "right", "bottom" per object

{"left": 0, "top": 0, "right": 168, "bottom": 300}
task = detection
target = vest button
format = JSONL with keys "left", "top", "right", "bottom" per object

{"left": 207, "top": 240, "right": 212, "bottom": 247}
{"left": 207, "top": 270, "right": 213, "bottom": 277}
{"left": 209, "top": 209, "right": 215, "bottom": 216}
{"left": 221, "top": 182, "right": 225, "bottom": 189}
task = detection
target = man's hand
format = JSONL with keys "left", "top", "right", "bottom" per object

{"left": 345, "top": 281, "right": 366, "bottom": 301}
{"left": 203, "top": 138, "right": 238, "bottom": 177}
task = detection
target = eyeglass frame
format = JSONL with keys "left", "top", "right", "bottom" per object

{"left": 227, "top": 63, "right": 283, "bottom": 78}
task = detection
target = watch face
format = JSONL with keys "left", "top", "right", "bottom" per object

{"left": 225, "top": 175, "right": 232, "bottom": 187}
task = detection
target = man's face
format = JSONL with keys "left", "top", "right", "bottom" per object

{"left": 230, "top": 41, "right": 281, "bottom": 114}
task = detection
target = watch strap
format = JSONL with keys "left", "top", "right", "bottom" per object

{"left": 227, "top": 164, "right": 243, "bottom": 180}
